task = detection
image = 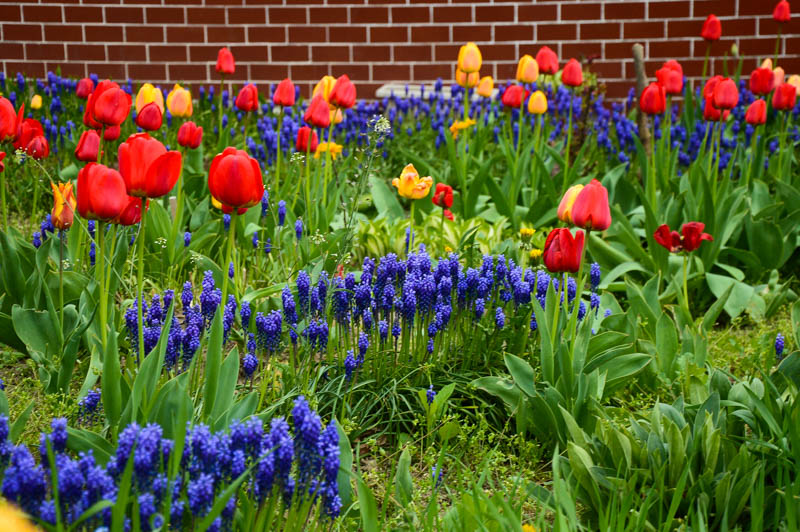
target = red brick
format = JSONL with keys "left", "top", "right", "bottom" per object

{"left": 228, "top": 7, "right": 266, "bottom": 24}
{"left": 247, "top": 26, "right": 286, "bottom": 43}
{"left": 496, "top": 62, "right": 516, "bottom": 80}
{"left": 694, "top": 0, "right": 736, "bottom": 17}
{"left": 3, "top": 24, "right": 43, "bottom": 41}
{"left": 624, "top": 21, "right": 665, "bottom": 39}
{"left": 647, "top": 40, "right": 691, "bottom": 59}
{"left": 373, "top": 64, "right": 410, "bottom": 81}
{"left": 90, "top": 63, "right": 125, "bottom": 80}
{"left": 107, "top": 44, "right": 147, "bottom": 61}
{"left": 331, "top": 64, "right": 368, "bottom": 79}
{"left": 53, "top": 63, "right": 85, "bottom": 78}
{"left": 23, "top": 5, "right": 62, "bottom": 23}
{"left": 229, "top": 45, "right": 270, "bottom": 62}
{"left": 433, "top": 6, "right": 470, "bottom": 23}
{"left": 453, "top": 24, "right": 490, "bottom": 42}
{"left": 128, "top": 63, "right": 166, "bottom": 81}
{"left": 411, "top": 25, "right": 449, "bottom": 42}
{"left": 589, "top": 61, "right": 623, "bottom": 79}
{"left": 370, "top": 25, "right": 408, "bottom": 43}
{"left": 64, "top": 7, "right": 103, "bottom": 23}
{"left": 581, "top": 22, "right": 621, "bottom": 40}
{"left": 393, "top": 44, "right": 431, "bottom": 62}
{"left": 27, "top": 44, "right": 66, "bottom": 61}
{"left": 477, "top": 43, "right": 515, "bottom": 60}
{"left": 391, "top": 6, "right": 429, "bottom": 23}
{"left": 667, "top": 20, "right": 702, "bottom": 38}
{"left": 351, "top": 6, "right": 388, "bottom": 23}
{"left": 475, "top": 5, "right": 512, "bottom": 22}
{"left": 494, "top": 24, "right": 533, "bottom": 42}
{"left": 433, "top": 43, "right": 460, "bottom": 62}
{"left": 561, "top": 3, "right": 602, "bottom": 21}
{"left": 562, "top": 42, "right": 603, "bottom": 60}
{"left": 272, "top": 45, "right": 309, "bottom": 62}
{"left": 330, "top": 26, "right": 366, "bottom": 42}
{"left": 606, "top": 41, "right": 638, "bottom": 60}
{"left": 288, "top": 26, "right": 327, "bottom": 43}
{"left": 45, "top": 24, "right": 81, "bottom": 41}
{"left": 67, "top": 44, "right": 106, "bottom": 61}
{"left": 0, "top": 5, "right": 21, "bottom": 22}
{"left": 204, "top": 0, "right": 243, "bottom": 5}
{"left": 166, "top": 26, "right": 204, "bottom": 43}
{"left": 5, "top": 62, "right": 45, "bottom": 78}
{"left": 0, "top": 43, "right": 23, "bottom": 60}
{"left": 187, "top": 8, "right": 226, "bottom": 24}
{"left": 149, "top": 45, "right": 187, "bottom": 62}
{"left": 169, "top": 64, "right": 208, "bottom": 81}
{"left": 207, "top": 26, "right": 245, "bottom": 43}
{"left": 188, "top": 45, "right": 220, "bottom": 62}
{"left": 353, "top": 45, "right": 391, "bottom": 62}
{"left": 539, "top": 23, "right": 577, "bottom": 41}
{"left": 719, "top": 18, "right": 757, "bottom": 37}
{"left": 649, "top": 1, "right": 690, "bottom": 19}
{"left": 309, "top": 7, "right": 347, "bottom": 24}
{"left": 518, "top": 4, "right": 557, "bottom": 22}
{"left": 147, "top": 7, "right": 185, "bottom": 24}
{"left": 290, "top": 64, "right": 330, "bottom": 81}
{"left": 268, "top": 7, "right": 306, "bottom": 24}
{"left": 605, "top": 2, "right": 645, "bottom": 20}
{"left": 413, "top": 63, "right": 452, "bottom": 80}
{"left": 134, "top": 26, "right": 164, "bottom": 43}
{"left": 86, "top": 25, "right": 124, "bottom": 42}
{"left": 250, "top": 64, "right": 290, "bottom": 80}
{"left": 312, "top": 45, "right": 350, "bottom": 62}
{"left": 604, "top": 80, "right": 632, "bottom": 100}
{"left": 105, "top": 7, "right": 144, "bottom": 23}
{"left": 739, "top": 38, "right": 781, "bottom": 56}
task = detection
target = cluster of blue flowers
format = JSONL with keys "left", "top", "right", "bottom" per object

{"left": 77, "top": 388, "right": 102, "bottom": 425}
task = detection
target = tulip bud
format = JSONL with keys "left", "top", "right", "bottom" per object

{"left": 31, "top": 95, "right": 42, "bottom": 110}
{"left": 749, "top": 67, "right": 775, "bottom": 95}
{"left": 456, "top": 69, "right": 479, "bottom": 89}
{"left": 136, "top": 102, "right": 163, "bottom": 131}
{"left": 273, "top": 78, "right": 296, "bottom": 107}
{"left": 51, "top": 182, "right": 76, "bottom": 230}
{"left": 135, "top": 83, "right": 165, "bottom": 114}
{"left": 457, "top": 42, "right": 482, "bottom": 74}
{"left": 84, "top": 80, "right": 132, "bottom": 128}
{"left": 516, "top": 55, "right": 539, "bottom": 83}
{"left": 712, "top": 78, "right": 739, "bottom": 109}
{"left": 432, "top": 183, "right": 454, "bottom": 209}
{"left": 26, "top": 136, "right": 49, "bottom": 160}
{"left": 329, "top": 74, "right": 356, "bottom": 109}
{"left": 113, "top": 195, "right": 147, "bottom": 226}
{"left": 118, "top": 133, "right": 183, "bottom": 198}
{"left": 104, "top": 125, "right": 120, "bottom": 141}
{"left": 476, "top": 76, "right": 494, "bottom": 97}
{"left": 562, "top": 59, "right": 583, "bottom": 87}
{"left": 773, "top": 82, "right": 798, "bottom": 110}
{"left": 76, "top": 78, "right": 94, "bottom": 99}
{"left": 655, "top": 60, "right": 684, "bottom": 95}
{"left": 640, "top": 82, "right": 666, "bottom": 115}
{"left": 216, "top": 47, "right": 236, "bottom": 75}
{"left": 75, "top": 129, "right": 100, "bottom": 162}
{"left": 571, "top": 178, "right": 611, "bottom": 231}
{"left": 235, "top": 84, "right": 259, "bottom": 112}
{"left": 296, "top": 126, "right": 319, "bottom": 153}
{"left": 166, "top": 84, "right": 193, "bottom": 118}
{"left": 701, "top": 14, "right": 722, "bottom": 41}
{"left": 313, "top": 76, "right": 337, "bottom": 103}
{"left": 773, "top": 0, "right": 791, "bottom": 23}
{"left": 177, "top": 121, "right": 203, "bottom": 149}
{"left": 501, "top": 85, "right": 527, "bottom": 108}
{"left": 543, "top": 228, "right": 584, "bottom": 273}
{"left": 208, "top": 147, "right": 265, "bottom": 210}
{"left": 535, "top": 46, "right": 559, "bottom": 75}
{"left": 527, "top": 91, "right": 548, "bottom": 114}
{"left": 745, "top": 99, "right": 767, "bottom": 125}
{"left": 77, "top": 163, "right": 128, "bottom": 221}
{"left": 773, "top": 66, "right": 786, "bottom": 86}
{"left": 304, "top": 95, "right": 331, "bottom": 128}
{"left": 557, "top": 184, "right": 584, "bottom": 224}
{"left": 703, "top": 75, "right": 723, "bottom": 100}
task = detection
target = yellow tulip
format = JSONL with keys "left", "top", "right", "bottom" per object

{"left": 449, "top": 118, "right": 476, "bottom": 139}
{"left": 527, "top": 90, "right": 548, "bottom": 115}
{"left": 392, "top": 163, "right": 433, "bottom": 200}
{"left": 788, "top": 74, "right": 800, "bottom": 91}
{"left": 313, "top": 75, "right": 337, "bottom": 103}
{"left": 31, "top": 94, "right": 42, "bottom": 110}
{"left": 51, "top": 181, "right": 76, "bottom": 230}
{"left": 329, "top": 107, "right": 344, "bottom": 125}
{"left": 135, "top": 83, "right": 165, "bottom": 114}
{"left": 476, "top": 76, "right": 494, "bottom": 97}
{"left": 516, "top": 55, "right": 539, "bottom": 83}
{"left": 314, "top": 142, "right": 343, "bottom": 160}
{"left": 457, "top": 42, "right": 482, "bottom": 74}
{"left": 166, "top": 84, "right": 193, "bottom": 117}
{"left": 557, "top": 184, "right": 584, "bottom": 223}
{"left": 455, "top": 69, "right": 479, "bottom": 89}
{"left": 0, "top": 502, "right": 39, "bottom": 532}
{"left": 760, "top": 58, "right": 773, "bottom": 70}
{"left": 773, "top": 66, "right": 786, "bottom": 86}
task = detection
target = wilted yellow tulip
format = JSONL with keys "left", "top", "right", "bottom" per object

{"left": 449, "top": 118, "right": 476, "bottom": 139}
{"left": 313, "top": 75, "right": 337, "bottom": 102}
{"left": 516, "top": 55, "right": 539, "bottom": 83}
{"left": 135, "top": 83, "right": 165, "bottom": 114}
{"left": 527, "top": 90, "right": 548, "bottom": 114}
{"left": 456, "top": 69, "right": 479, "bottom": 89}
{"left": 392, "top": 163, "right": 433, "bottom": 200}
{"left": 314, "top": 141, "right": 343, "bottom": 160}
{"left": 557, "top": 184, "right": 584, "bottom": 223}
{"left": 476, "top": 76, "right": 494, "bottom": 97}
{"left": 166, "top": 84, "right": 192, "bottom": 117}
{"left": 31, "top": 94, "right": 42, "bottom": 110}
{"left": 457, "top": 42, "right": 482, "bottom": 74}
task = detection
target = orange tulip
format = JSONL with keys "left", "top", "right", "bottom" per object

{"left": 516, "top": 55, "right": 539, "bottom": 83}
{"left": 456, "top": 69, "right": 479, "bottom": 89}
{"left": 457, "top": 42, "right": 482, "bottom": 74}
{"left": 51, "top": 182, "right": 76, "bottom": 230}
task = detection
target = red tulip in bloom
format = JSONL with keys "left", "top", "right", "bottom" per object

{"left": 273, "top": 78, "right": 296, "bottom": 107}
{"left": 703, "top": 76, "right": 723, "bottom": 100}
{"left": 135, "top": 102, "right": 162, "bottom": 131}
{"left": 208, "top": 147, "right": 265, "bottom": 211}
{"left": 656, "top": 60, "right": 684, "bottom": 95}
{"left": 750, "top": 68, "right": 775, "bottom": 95}
{"left": 77, "top": 163, "right": 128, "bottom": 221}
{"left": 432, "top": 183, "right": 454, "bottom": 209}
{"left": 535, "top": 46, "right": 559, "bottom": 75}
{"left": 543, "top": 228, "right": 584, "bottom": 273}
{"left": 654, "top": 222, "right": 713, "bottom": 252}
{"left": 118, "top": 133, "right": 182, "bottom": 199}
{"left": 84, "top": 80, "right": 132, "bottom": 129}
{"left": 712, "top": 78, "right": 739, "bottom": 109}
{"left": 329, "top": 74, "right": 356, "bottom": 109}
{"left": 104, "top": 125, "right": 121, "bottom": 141}
{"left": 701, "top": 14, "right": 722, "bottom": 41}
{"left": 304, "top": 95, "right": 331, "bottom": 128}
{"left": 26, "top": 136, "right": 49, "bottom": 160}
{"left": 746, "top": 99, "right": 767, "bottom": 125}
{"left": 640, "top": 83, "right": 666, "bottom": 115}
{"left": 177, "top": 121, "right": 203, "bottom": 149}
{"left": 773, "top": 83, "right": 798, "bottom": 110}
{"left": 0, "top": 97, "right": 21, "bottom": 142}
{"left": 235, "top": 84, "right": 259, "bottom": 112}
{"left": 774, "top": 0, "right": 791, "bottom": 22}
{"left": 571, "top": 179, "right": 611, "bottom": 231}
{"left": 216, "top": 47, "right": 235, "bottom": 75}
{"left": 501, "top": 85, "right": 527, "bottom": 108}
{"left": 13, "top": 118, "right": 44, "bottom": 151}
{"left": 75, "top": 130, "right": 101, "bottom": 162}
{"left": 562, "top": 59, "right": 583, "bottom": 87}
{"left": 113, "top": 195, "right": 147, "bottom": 226}
{"left": 296, "top": 126, "right": 319, "bottom": 153}
{"left": 75, "top": 78, "right": 94, "bottom": 99}
{"left": 703, "top": 97, "right": 728, "bottom": 122}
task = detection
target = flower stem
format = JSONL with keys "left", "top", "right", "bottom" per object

{"left": 1, "top": 167, "right": 7, "bottom": 229}
{"left": 221, "top": 212, "right": 236, "bottom": 304}
{"left": 774, "top": 25, "right": 782, "bottom": 68}
{"left": 97, "top": 222, "right": 107, "bottom": 349}
{"left": 563, "top": 88, "right": 574, "bottom": 193}
{"left": 59, "top": 230, "right": 65, "bottom": 341}
{"left": 702, "top": 44, "right": 711, "bottom": 79}
{"left": 682, "top": 254, "right": 690, "bottom": 318}
{"left": 275, "top": 112, "right": 283, "bottom": 188}
{"left": 136, "top": 198, "right": 147, "bottom": 366}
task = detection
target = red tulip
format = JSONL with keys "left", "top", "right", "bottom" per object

{"left": 712, "top": 78, "right": 739, "bottom": 109}
{"left": 113, "top": 195, "right": 147, "bottom": 226}
{"left": 432, "top": 183, "right": 454, "bottom": 209}
{"left": 26, "top": 136, "right": 49, "bottom": 160}
{"left": 75, "top": 130, "right": 101, "bottom": 162}
{"left": 273, "top": 78, "right": 296, "bottom": 107}
{"left": 773, "top": 83, "right": 797, "bottom": 110}
{"left": 640, "top": 83, "right": 666, "bottom": 115}
{"left": 208, "top": 147, "right": 264, "bottom": 211}
{"left": 562, "top": 59, "right": 583, "bottom": 87}
{"left": 216, "top": 47, "right": 235, "bottom": 75}
{"left": 235, "top": 84, "right": 259, "bottom": 112}
{"left": 118, "top": 133, "right": 182, "bottom": 199}
{"left": 750, "top": 68, "right": 775, "bottom": 96}
{"left": 656, "top": 61, "right": 684, "bottom": 95}
{"left": 653, "top": 225, "right": 682, "bottom": 252}
{"left": 296, "top": 126, "right": 319, "bottom": 153}
{"left": 681, "top": 222, "right": 713, "bottom": 251}
{"left": 543, "top": 228, "right": 584, "bottom": 273}
{"left": 571, "top": 178, "right": 611, "bottom": 231}
{"left": 135, "top": 102, "right": 162, "bottom": 131}
{"left": 75, "top": 78, "right": 94, "bottom": 100}
{"left": 773, "top": 0, "right": 791, "bottom": 22}
{"left": 177, "top": 121, "right": 203, "bottom": 149}
{"left": 104, "top": 125, "right": 121, "bottom": 141}
{"left": 13, "top": 118, "right": 44, "bottom": 151}
{"left": 501, "top": 85, "right": 527, "bottom": 108}
{"left": 77, "top": 163, "right": 128, "bottom": 221}
{"left": 703, "top": 96, "right": 728, "bottom": 122}
{"left": 304, "top": 95, "right": 331, "bottom": 128}
{"left": 84, "top": 80, "right": 132, "bottom": 128}
{"left": 329, "top": 74, "right": 356, "bottom": 109}
{"left": 444, "top": 209, "right": 454, "bottom": 221}
{"left": 701, "top": 14, "right": 721, "bottom": 41}
{"left": 0, "top": 97, "right": 21, "bottom": 142}
{"left": 703, "top": 76, "right": 723, "bottom": 100}
{"left": 745, "top": 99, "right": 767, "bottom": 125}
{"left": 535, "top": 46, "right": 559, "bottom": 75}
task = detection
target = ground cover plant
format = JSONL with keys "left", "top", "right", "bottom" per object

{"left": 0, "top": 2, "right": 799, "bottom": 530}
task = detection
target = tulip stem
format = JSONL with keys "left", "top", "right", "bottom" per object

{"left": 1, "top": 168, "right": 7, "bottom": 230}
{"left": 59, "top": 230, "right": 65, "bottom": 341}
{"left": 97, "top": 222, "right": 107, "bottom": 349}
{"left": 323, "top": 120, "right": 335, "bottom": 222}
{"left": 29, "top": 164, "right": 41, "bottom": 229}
{"left": 167, "top": 160, "right": 186, "bottom": 268}
{"left": 136, "top": 198, "right": 147, "bottom": 367}
{"left": 682, "top": 254, "right": 690, "bottom": 318}
{"left": 218, "top": 77, "right": 225, "bottom": 151}
{"left": 408, "top": 201, "right": 415, "bottom": 256}
{"left": 440, "top": 208, "right": 446, "bottom": 254}
{"left": 563, "top": 88, "right": 574, "bottom": 193}
{"left": 747, "top": 125, "right": 759, "bottom": 187}
{"left": 702, "top": 44, "right": 711, "bottom": 79}
{"left": 275, "top": 111, "right": 283, "bottom": 187}
{"left": 774, "top": 25, "right": 782, "bottom": 68}
{"left": 221, "top": 212, "right": 236, "bottom": 304}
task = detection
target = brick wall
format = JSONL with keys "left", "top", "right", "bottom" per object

{"left": 1, "top": 0, "right": 799, "bottom": 100}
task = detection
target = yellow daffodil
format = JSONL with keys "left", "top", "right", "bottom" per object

{"left": 135, "top": 83, "right": 165, "bottom": 114}
{"left": 166, "top": 84, "right": 192, "bottom": 117}
{"left": 31, "top": 94, "right": 42, "bottom": 110}
{"left": 476, "top": 76, "right": 494, "bottom": 97}
{"left": 314, "top": 142, "right": 343, "bottom": 160}
{"left": 313, "top": 75, "right": 337, "bottom": 103}
{"left": 392, "top": 163, "right": 433, "bottom": 200}
{"left": 449, "top": 118, "right": 476, "bottom": 139}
